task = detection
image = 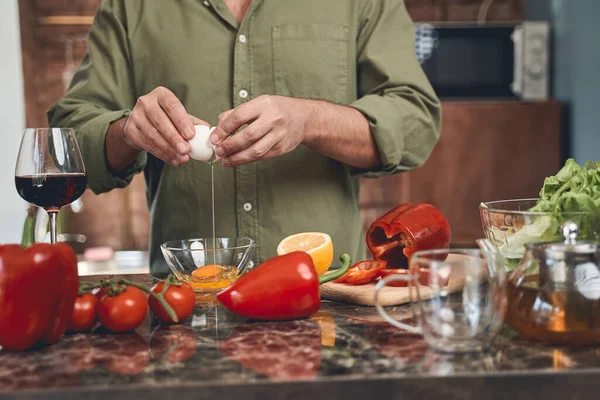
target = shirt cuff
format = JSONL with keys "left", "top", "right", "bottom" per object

{"left": 348, "top": 95, "right": 405, "bottom": 179}
{"left": 77, "top": 110, "right": 147, "bottom": 194}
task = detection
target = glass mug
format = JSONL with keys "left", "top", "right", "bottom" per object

{"left": 375, "top": 249, "right": 507, "bottom": 354}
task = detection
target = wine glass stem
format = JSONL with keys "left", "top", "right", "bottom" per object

{"left": 48, "top": 210, "right": 58, "bottom": 244}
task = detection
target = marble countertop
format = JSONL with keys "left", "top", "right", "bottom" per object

{"left": 1, "top": 274, "right": 600, "bottom": 400}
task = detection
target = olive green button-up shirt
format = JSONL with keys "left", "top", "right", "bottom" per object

{"left": 48, "top": 0, "right": 441, "bottom": 275}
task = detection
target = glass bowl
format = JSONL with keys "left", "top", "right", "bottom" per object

{"left": 160, "top": 238, "right": 255, "bottom": 292}
{"left": 480, "top": 198, "right": 600, "bottom": 269}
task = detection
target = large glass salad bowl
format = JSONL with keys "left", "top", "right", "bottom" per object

{"left": 480, "top": 198, "right": 600, "bottom": 270}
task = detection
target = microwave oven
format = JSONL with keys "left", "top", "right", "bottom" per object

{"left": 414, "top": 22, "right": 550, "bottom": 100}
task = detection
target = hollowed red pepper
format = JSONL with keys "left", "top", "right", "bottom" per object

{"left": 0, "top": 212, "right": 79, "bottom": 351}
{"left": 366, "top": 203, "right": 451, "bottom": 269}
{"left": 216, "top": 252, "right": 352, "bottom": 321}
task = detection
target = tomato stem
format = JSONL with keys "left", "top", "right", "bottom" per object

{"left": 78, "top": 281, "right": 101, "bottom": 296}
{"left": 319, "top": 253, "right": 352, "bottom": 285}
{"left": 116, "top": 278, "right": 179, "bottom": 323}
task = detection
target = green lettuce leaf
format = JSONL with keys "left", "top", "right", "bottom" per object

{"left": 530, "top": 158, "right": 600, "bottom": 242}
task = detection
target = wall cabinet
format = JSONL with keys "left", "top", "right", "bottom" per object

{"left": 360, "top": 100, "right": 562, "bottom": 246}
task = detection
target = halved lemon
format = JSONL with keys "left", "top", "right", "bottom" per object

{"left": 276, "top": 232, "right": 333, "bottom": 276}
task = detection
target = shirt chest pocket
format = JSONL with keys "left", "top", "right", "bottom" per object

{"left": 272, "top": 24, "right": 349, "bottom": 104}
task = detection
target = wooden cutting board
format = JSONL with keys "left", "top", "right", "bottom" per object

{"left": 321, "top": 255, "right": 470, "bottom": 307}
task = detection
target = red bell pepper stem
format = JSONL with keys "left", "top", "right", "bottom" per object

{"left": 319, "top": 253, "right": 352, "bottom": 285}
{"left": 21, "top": 206, "right": 35, "bottom": 248}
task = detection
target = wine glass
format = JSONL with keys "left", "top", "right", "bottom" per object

{"left": 15, "top": 128, "right": 87, "bottom": 244}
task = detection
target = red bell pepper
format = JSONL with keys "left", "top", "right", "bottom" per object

{"left": 217, "top": 252, "right": 352, "bottom": 321}
{"left": 0, "top": 213, "right": 79, "bottom": 351}
{"left": 333, "top": 260, "right": 387, "bottom": 285}
{"left": 366, "top": 203, "right": 451, "bottom": 269}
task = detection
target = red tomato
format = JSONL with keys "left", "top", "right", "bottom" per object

{"left": 93, "top": 287, "right": 106, "bottom": 301}
{"left": 68, "top": 292, "right": 98, "bottom": 332}
{"left": 97, "top": 286, "right": 148, "bottom": 333}
{"left": 379, "top": 268, "right": 450, "bottom": 287}
{"left": 148, "top": 281, "right": 195, "bottom": 323}
{"left": 334, "top": 260, "right": 387, "bottom": 285}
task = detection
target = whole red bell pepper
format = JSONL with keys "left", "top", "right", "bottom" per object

{"left": 366, "top": 203, "right": 451, "bottom": 269}
{"left": 0, "top": 214, "right": 79, "bottom": 351}
{"left": 217, "top": 252, "right": 352, "bottom": 321}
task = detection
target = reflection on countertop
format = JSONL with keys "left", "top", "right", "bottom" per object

{"left": 1, "top": 274, "right": 600, "bottom": 400}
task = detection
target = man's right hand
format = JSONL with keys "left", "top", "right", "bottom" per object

{"left": 122, "top": 86, "right": 207, "bottom": 166}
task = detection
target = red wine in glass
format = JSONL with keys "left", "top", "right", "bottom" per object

{"left": 15, "top": 173, "right": 87, "bottom": 210}
{"left": 15, "top": 128, "right": 87, "bottom": 244}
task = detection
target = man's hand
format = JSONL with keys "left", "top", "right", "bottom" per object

{"left": 209, "top": 95, "right": 381, "bottom": 171}
{"left": 123, "top": 86, "right": 208, "bottom": 166}
{"left": 209, "top": 95, "right": 312, "bottom": 167}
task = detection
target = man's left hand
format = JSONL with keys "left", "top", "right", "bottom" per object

{"left": 209, "top": 95, "right": 315, "bottom": 167}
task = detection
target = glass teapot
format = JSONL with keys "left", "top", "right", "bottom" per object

{"left": 505, "top": 222, "right": 600, "bottom": 345}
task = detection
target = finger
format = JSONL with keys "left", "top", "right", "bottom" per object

{"left": 145, "top": 103, "right": 190, "bottom": 155}
{"left": 135, "top": 113, "right": 188, "bottom": 166}
{"left": 155, "top": 87, "right": 195, "bottom": 140}
{"left": 209, "top": 109, "right": 234, "bottom": 145}
{"left": 188, "top": 114, "right": 209, "bottom": 126}
{"left": 211, "top": 102, "right": 260, "bottom": 145}
{"left": 215, "top": 121, "right": 270, "bottom": 158}
{"left": 220, "top": 133, "right": 278, "bottom": 168}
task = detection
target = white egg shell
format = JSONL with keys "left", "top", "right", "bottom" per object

{"left": 190, "top": 240, "right": 206, "bottom": 267}
{"left": 189, "top": 125, "right": 216, "bottom": 161}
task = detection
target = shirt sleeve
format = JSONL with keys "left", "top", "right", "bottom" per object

{"left": 349, "top": 0, "right": 442, "bottom": 178}
{"left": 46, "top": 0, "right": 146, "bottom": 194}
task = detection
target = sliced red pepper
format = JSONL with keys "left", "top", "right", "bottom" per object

{"left": 366, "top": 203, "right": 451, "bottom": 269}
{"left": 334, "top": 260, "right": 387, "bottom": 285}
{"left": 216, "top": 252, "right": 352, "bottom": 321}
{"left": 0, "top": 212, "right": 79, "bottom": 351}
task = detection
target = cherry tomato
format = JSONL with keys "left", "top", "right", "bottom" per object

{"left": 93, "top": 287, "right": 106, "bottom": 301}
{"left": 148, "top": 281, "right": 195, "bottom": 323}
{"left": 334, "top": 260, "right": 387, "bottom": 285}
{"left": 97, "top": 286, "right": 148, "bottom": 333}
{"left": 379, "top": 268, "right": 450, "bottom": 287}
{"left": 68, "top": 292, "right": 98, "bottom": 333}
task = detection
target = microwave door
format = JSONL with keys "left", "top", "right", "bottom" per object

{"left": 417, "top": 25, "right": 517, "bottom": 99}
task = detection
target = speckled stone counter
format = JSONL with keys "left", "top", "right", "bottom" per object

{"left": 1, "top": 274, "right": 600, "bottom": 400}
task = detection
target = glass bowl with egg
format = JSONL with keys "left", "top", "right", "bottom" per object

{"left": 160, "top": 237, "right": 256, "bottom": 292}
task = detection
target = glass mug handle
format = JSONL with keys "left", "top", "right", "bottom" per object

{"left": 374, "top": 275, "right": 421, "bottom": 334}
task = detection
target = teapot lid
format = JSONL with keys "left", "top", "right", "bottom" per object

{"left": 525, "top": 221, "right": 600, "bottom": 256}
{"left": 525, "top": 222, "right": 600, "bottom": 297}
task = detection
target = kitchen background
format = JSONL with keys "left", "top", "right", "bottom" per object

{"left": 1, "top": 0, "right": 598, "bottom": 252}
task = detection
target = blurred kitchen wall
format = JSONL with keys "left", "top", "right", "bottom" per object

{"left": 526, "top": 0, "right": 600, "bottom": 163}
{"left": 0, "top": 0, "right": 26, "bottom": 243}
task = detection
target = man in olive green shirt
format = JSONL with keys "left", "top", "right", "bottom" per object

{"left": 48, "top": 0, "right": 441, "bottom": 275}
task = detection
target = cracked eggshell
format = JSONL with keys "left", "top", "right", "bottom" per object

{"left": 189, "top": 125, "right": 216, "bottom": 161}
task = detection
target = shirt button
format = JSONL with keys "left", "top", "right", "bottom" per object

{"left": 203, "top": 1, "right": 210, "bottom": 6}
{"left": 243, "top": 202, "right": 252, "bottom": 212}
{"left": 238, "top": 89, "right": 248, "bottom": 99}
{"left": 248, "top": 260, "right": 255, "bottom": 268}
{"left": 239, "top": 34, "right": 247, "bottom": 43}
